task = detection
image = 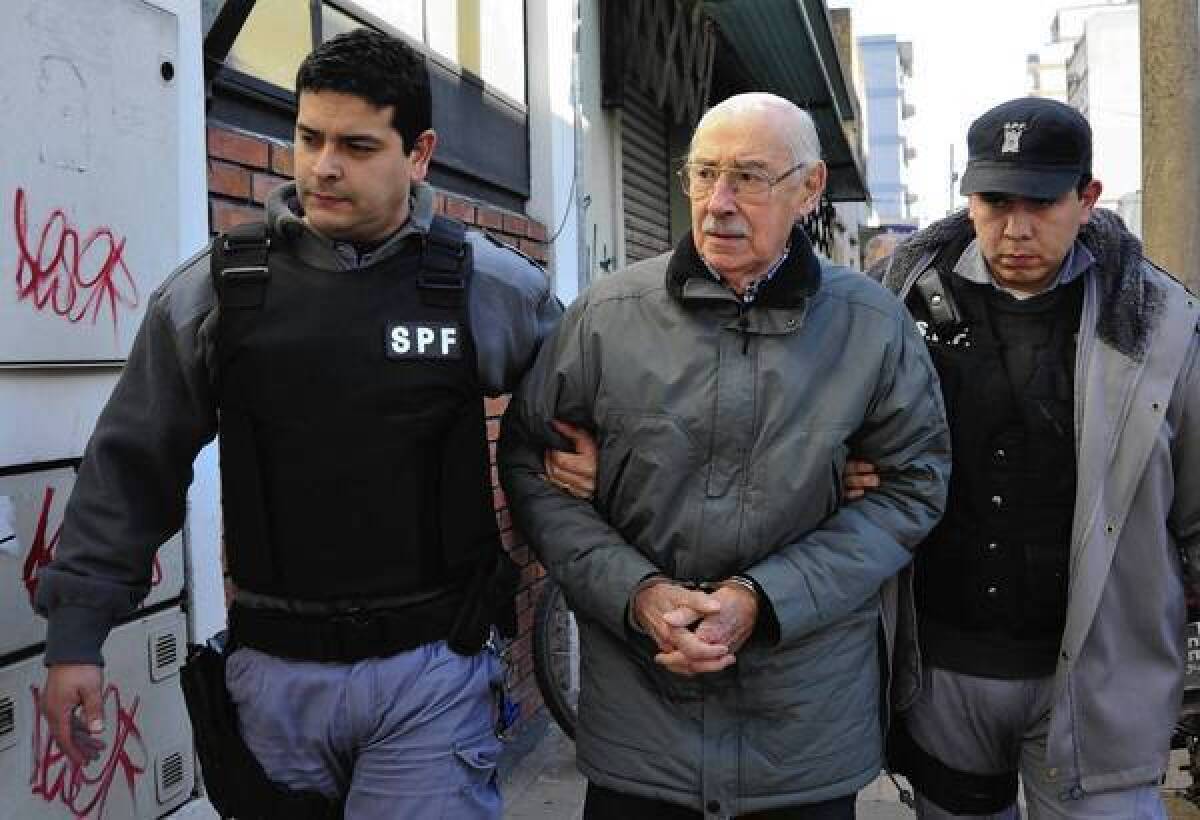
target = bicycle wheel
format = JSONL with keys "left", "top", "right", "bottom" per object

{"left": 532, "top": 578, "right": 580, "bottom": 738}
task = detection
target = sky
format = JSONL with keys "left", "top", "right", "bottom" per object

{"left": 828, "top": 0, "right": 1068, "bottom": 224}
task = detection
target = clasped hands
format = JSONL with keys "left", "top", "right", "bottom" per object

{"left": 542, "top": 421, "right": 760, "bottom": 675}
{"left": 631, "top": 578, "right": 758, "bottom": 677}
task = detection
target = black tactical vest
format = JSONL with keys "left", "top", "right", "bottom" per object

{"left": 907, "top": 238, "right": 1082, "bottom": 672}
{"left": 212, "top": 218, "right": 501, "bottom": 606}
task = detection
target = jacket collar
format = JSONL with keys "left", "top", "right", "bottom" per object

{"left": 666, "top": 225, "right": 822, "bottom": 308}
{"left": 953, "top": 238, "right": 1094, "bottom": 297}
{"left": 882, "top": 208, "right": 1166, "bottom": 363}
{"left": 263, "top": 182, "right": 435, "bottom": 271}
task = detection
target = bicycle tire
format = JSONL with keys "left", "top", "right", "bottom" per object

{"left": 532, "top": 578, "right": 580, "bottom": 739}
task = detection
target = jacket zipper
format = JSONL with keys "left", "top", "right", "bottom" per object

{"left": 738, "top": 304, "right": 750, "bottom": 355}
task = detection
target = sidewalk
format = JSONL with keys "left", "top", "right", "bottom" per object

{"left": 499, "top": 714, "right": 911, "bottom": 819}
{"left": 160, "top": 711, "right": 1200, "bottom": 818}
{"left": 500, "top": 715, "right": 585, "bottom": 819}
{"left": 500, "top": 713, "right": 1200, "bottom": 820}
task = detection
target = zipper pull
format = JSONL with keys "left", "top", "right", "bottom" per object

{"left": 739, "top": 314, "right": 750, "bottom": 355}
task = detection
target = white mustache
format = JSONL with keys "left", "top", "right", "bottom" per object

{"left": 702, "top": 217, "right": 748, "bottom": 237}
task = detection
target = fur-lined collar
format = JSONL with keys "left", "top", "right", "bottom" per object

{"left": 877, "top": 208, "right": 1165, "bottom": 362}
{"left": 666, "top": 225, "right": 822, "bottom": 308}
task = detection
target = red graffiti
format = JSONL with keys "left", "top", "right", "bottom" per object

{"left": 29, "top": 684, "right": 146, "bottom": 819}
{"left": 22, "top": 487, "right": 61, "bottom": 606}
{"left": 22, "top": 485, "right": 164, "bottom": 609}
{"left": 13, "top": 187, "right": 139, "bottom": 331}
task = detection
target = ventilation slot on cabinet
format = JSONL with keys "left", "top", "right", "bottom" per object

{"left": 0, "top": 695, "right": 15, "bottom": 751}
{"left": 148, "top": 629, "right": 181, "bottom": 681}
{"left": 156, "top": 748, "right": 188, "bottom": 803}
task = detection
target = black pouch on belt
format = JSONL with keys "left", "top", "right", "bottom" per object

{"left": 447, "top": 550, "right": 520, "bottom": 655}
{"left": 179, "top": 631, "right": 343, "bottom": 819}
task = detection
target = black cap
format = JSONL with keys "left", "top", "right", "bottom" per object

{"left": 960, "top": 97, "right": 1092, "bottom": 199}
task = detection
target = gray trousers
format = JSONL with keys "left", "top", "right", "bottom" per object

{"left": 903, "top": 667, "right": 1166, "bottom": 820}
{"left": 226, "top": 640, "right": 502, "bottom": 819}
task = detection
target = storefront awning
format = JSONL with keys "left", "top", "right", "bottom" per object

{"left": 702, "top": 0, "right": 868, "bottom": 201}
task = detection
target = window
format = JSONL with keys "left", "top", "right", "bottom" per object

{"left": 224, "top": 0, "right": 313, "bottom": 92}
{"left": 211, "top": 0, "right": 525, "bottom": 106}
{"left": 347, "top": 1, "right": 424, "bottom": 43}
{"left": 320, "top": 4, "right": 360, "bottom": 42}
{"left": 207, "top": 0, "right": 530, "bottom": 207}
{"left": 479, "top": 0, "right": 526, "bottom": 105}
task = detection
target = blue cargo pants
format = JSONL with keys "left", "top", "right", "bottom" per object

{"left": 225, "top": 640, "right": 502, "bottom": 819}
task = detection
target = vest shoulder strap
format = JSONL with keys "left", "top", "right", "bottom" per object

{"left": 419, "top": 215, "right": 470, "bottom": 308}
{"left": 913, "top": 268, "right": 963, "bottom": 331}
{"left": 212, "top": 221, "right": 271, "bottom": 310}
{"left": 911, "top": 228, "right": 976, "bottom": 339}
{"left": 211, "top": 217, "right": 471, "bottom": 309}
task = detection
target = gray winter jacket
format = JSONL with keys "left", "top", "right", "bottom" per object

{"left": 35, "top": 182, "right": 560, "bottom": 665}
{"left": 879, "top": 209, "right": 1200, "bottom": 795}
{"left": 500, "top": 229, "right": 951, "bottom": 815}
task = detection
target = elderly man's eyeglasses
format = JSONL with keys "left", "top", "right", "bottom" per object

{"left": 678, "top": 162, "right": 805, "bottom": 202}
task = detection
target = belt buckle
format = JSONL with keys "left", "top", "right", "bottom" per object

{"left": 329, "top": 606, "right": 377, "bottom": 663}
{"left": 333, "top": 605, "right": 376, "bottom": 629}
{"left": 331, "top": 605, "right": 367, "bottom": 632}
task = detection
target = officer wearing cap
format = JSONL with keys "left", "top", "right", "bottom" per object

{"left": 855, "top": 97, "right": 1200, "bottom": 818}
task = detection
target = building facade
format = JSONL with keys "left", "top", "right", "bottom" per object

{"left": 858, "top": 34, "right": 917, "bottom": 225}
{"left": 1028, "top": 2, "right": 1142, "bottom": 228}
{"left": 1064, "top": 3, "right": 1141, "bottom": 217}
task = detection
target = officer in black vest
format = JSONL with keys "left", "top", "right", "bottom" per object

{"left": 852, "top": 99, "right": 1182, "bottom": 819}
{"left": 35, "top": 28, "right": 565, "bottom": 819}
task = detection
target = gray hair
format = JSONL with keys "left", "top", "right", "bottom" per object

{"left": 690, "top": 92, "right": 823, "bottom": 166}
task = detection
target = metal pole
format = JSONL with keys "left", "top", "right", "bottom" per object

{"left": 948, "top": 142, "right": 959, "bottom": 216}
{"left": 1140, "top": 0, "right": 1200, "bottom": 291}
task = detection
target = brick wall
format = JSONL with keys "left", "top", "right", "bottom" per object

{"left": 207, "top": 123, "right": 553, "bottom": 722}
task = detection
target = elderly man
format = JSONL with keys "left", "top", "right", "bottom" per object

{"left": 856, "top": 97, "right": 1200, "bottom": 819}
{"left": 500, "top": 93, "right": 950, "bottom": 819}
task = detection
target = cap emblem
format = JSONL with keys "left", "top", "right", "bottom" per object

{"left": 1001, "top": 122, "right": 1027, "bottom": 154}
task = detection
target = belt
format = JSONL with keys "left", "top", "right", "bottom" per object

{"left": 228, "top": 590, "right": 464, "bottom": 664}
{"left": 232, "top": 583, "right": 462, "bottom": 616}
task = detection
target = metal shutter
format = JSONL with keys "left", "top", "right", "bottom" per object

{"left": 621, "top": 86, "right": 672, "bottom": 264}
